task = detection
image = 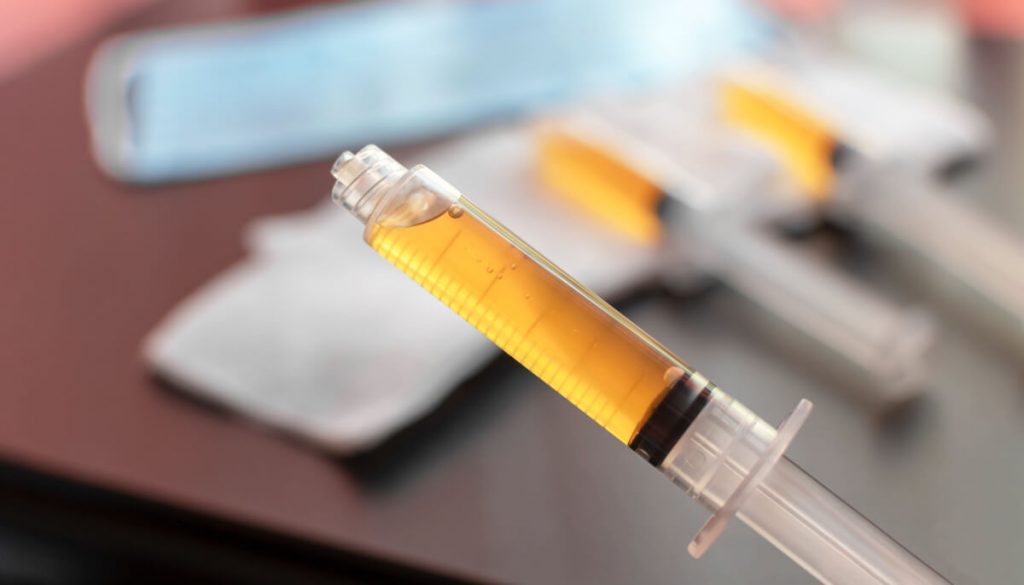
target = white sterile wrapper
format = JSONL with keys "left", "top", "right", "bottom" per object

{"left": 144, "top": 127, "right": 658, "bottom": 453}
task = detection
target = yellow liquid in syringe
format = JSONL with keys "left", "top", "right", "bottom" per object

{"left": 369, "top": 199, "right": 681, "bottom": 444}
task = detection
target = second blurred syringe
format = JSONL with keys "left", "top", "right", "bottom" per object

{"left": 722, "top": 51, "right": 1024, "bottom": 358}
{"left": 537, "top": 88, "right": 935, "bottom": 409}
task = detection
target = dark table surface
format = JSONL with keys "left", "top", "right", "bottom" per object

{"left": 1, "top": 2, "right": 1023, "bottom": 584}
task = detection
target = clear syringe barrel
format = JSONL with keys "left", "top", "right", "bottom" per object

{"left": 331, "top": 145, "right": 949, "bottom": 585}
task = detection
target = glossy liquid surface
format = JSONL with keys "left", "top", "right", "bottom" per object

{"left": 369, "top": 198, "right": 685, "bottom": 443}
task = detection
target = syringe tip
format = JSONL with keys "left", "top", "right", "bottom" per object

{"left": 332, "top": 151, "right": 355, "bottom": 178}
{"left": 330, "top": 146, "right": 407, "bottom": 223}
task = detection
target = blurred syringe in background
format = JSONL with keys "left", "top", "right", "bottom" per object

{"left": 537, "top": 88, "right": 935, "bottom": 409}
{"left": 721, "top": 52, "right": 1024, "bottom": 357}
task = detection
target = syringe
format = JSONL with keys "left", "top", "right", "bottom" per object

{"left": 331, "top": 145, "right": 949, "bottom": 584}
{"left": 722, "top": 54, "right": 1024, "bottom": 357}
{"left": 536, "top": 89, "right": 935, "bottom": 408}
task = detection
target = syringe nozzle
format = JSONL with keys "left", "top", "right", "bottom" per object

{"left": 331, "top": 150, "right": 356, "bottom": 179}
{"left": 330, "top": 145, "right": 407, "bottom": 223}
